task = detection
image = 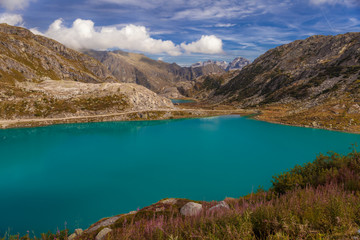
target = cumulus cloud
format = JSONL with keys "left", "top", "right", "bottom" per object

{"left": 181, "top": 35, "right": 223, "bottom": 54}
{"left": 0, "top": 0, "right": 33, "bottom": 10}
{"left": 0, "top": 13, "right": 23, "bottom": 26}
{"left": 44, "top": 18, "right": 182, "bottom": 56}
{"left": 41, "top": 18, "right": 224, "bottom": 56}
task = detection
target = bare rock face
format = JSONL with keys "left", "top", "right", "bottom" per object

{"left": 180, "top": 202, "right": 203, "bottom": 216}
{"left": 0, "top": 24, "right": 116, "bottom": 84}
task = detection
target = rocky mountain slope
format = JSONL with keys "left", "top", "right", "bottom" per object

{"left": 200, "top": 32, "right": 360, "bottom": 132}
{"left": 84, "top": 50, "right": 226, "bottom": 98}
{"left": 213, "top": 32, "right": 360, "bottom": 105}
{"left": 0, "top": 24, "right": 173, "bottom": 121}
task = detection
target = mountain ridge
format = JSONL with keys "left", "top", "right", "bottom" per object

{"left": 190, "top": 56, "right": 250, "bottom": 71}
{"left": 84, "top": 49, "right": 228, "bottom": 98}
{"left": 0, "top": 23, "right": 175, "bottom": 122}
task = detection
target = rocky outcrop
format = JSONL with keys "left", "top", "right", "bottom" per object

{"left": 95, "top": 228, "right": 112, "bottom": 240}
{"left": 180, "top": 202, "right": 203, "bottom": 216}
{"left": 208, "top": 201, "right": 230, "bottom": 212}
{"left": 68, "top": 228, "right": 83, "bottom": 240}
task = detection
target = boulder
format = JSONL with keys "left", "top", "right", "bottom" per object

{"left": 87, "top": 216, "right": 120, "bottom": 233}
{"left": 95, "top": 228, "right": 112, "bottom": 240}
{"left": 348, "top": 104, "right": 360, "bottom": 114}
{"left": 68, "top": 233, "right": 76, "bottom": 240}
{"left": 180, "top": 202, "right": 202, "bottom": 216}
{"left": 208, "top": 201, "right": 230, "bottom": 213}
{"left": 74, "top": 228, "right": 83, "bottom": 236}
{"left": 68, "top": 228, "right": 83, "bottom": 240}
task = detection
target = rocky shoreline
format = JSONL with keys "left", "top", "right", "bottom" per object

{"left": 0, "top": 108, "right": 249, "bottom": 129}
{"left": 68, "top": 198, "right": 231, "bottom": 240}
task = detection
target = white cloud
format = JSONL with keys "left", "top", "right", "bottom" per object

{"left": 29, "top": 27, "right": 43, "bottom": 35}
{"left": 181, "top": 35, "right": 224, "bottom": 54}
{"left": 215, "top": 23, "right": 236, "bottom": 28}
{"left": 0, "top": 0, "right": 33, "bottom": 10}
{"left": 309, "top": 0, "right": 358, "bottom": 6}
{"left": 44, "top": 18, "right": 182, "bottom": 56}
{"left": 0, "top": 13, "right": 23, "bottom": 26}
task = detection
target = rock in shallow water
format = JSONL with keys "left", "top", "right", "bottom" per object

{"left": 180, "top": 202, "right": 202, "bottom": 216}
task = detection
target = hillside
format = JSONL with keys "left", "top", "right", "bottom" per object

{"left": 84, "top": 50, "right": 226, "bottom": 98}
{"left": 199, "top": 32, "right": 360, "bottom": 132}
{"left": 0, "top": 24, "right": 174, "bottom": 123}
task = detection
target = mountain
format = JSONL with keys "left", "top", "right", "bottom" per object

{"left": 84, "top": 50, "right": 226, "bottom": 98}
{"left": 207, "top": 32, "right": 360, "bottom": 131}
{"left": 0, "top": 24, "right": 173, "bottom": 123}
{"left": 191, "top": 57, "right": 251, "bottom": 71}
{"left": 191, "top": 60, "right": 229, "bottom": 69}
{"left": 226, "top": 57, "right": 251, "bottom": 71}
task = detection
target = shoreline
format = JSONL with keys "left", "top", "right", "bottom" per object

{"left": 0, "top": 108, "right": 250, "bottom": 129}
{"left": 1, "top": 107, "right": 359, "bottom": 134}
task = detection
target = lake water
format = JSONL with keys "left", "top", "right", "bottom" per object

{"left": 0, "top": 116, "right": 359, "bottom": 235}
{"left": 170, "top": 99, "right": 195, "bottom": 104}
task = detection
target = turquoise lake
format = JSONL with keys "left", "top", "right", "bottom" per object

{"left": 170, "top": 99, "right": 195, "bottom": 104}
{"left": 0, "top": 116, "right": 359, "bottom": 235}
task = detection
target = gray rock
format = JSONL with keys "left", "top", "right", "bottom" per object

{"left": 68, "top": 228, "right": 83, "bottom": 240}
{"left": 161, "top": 198, "right": 178, "bottom": 205}
{"left": 74, "top": 228, "right": 83, "bottom": 236}
{"left": 95, "top": 228, "right": 112, "bottom": 240}
{"left": 87, "top": 216, "right": 120, "bottom": 233}
{"left": 68, "top": 233, "right": 77, "bottom": 240}
{"left": 208, "top": 201, "right": 230, "bottom": 212}
{"left": 180, "top": 202, "right": 202, "bottom": 216}
{"left": 348, "top": 104, "right": 360, "bottom": 114}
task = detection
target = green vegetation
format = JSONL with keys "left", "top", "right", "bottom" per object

{"left": 3, "top": 149, "right": 360, "bottom": 239}
{"left": 0, "top": 94, "right": 129, "bottom": 119}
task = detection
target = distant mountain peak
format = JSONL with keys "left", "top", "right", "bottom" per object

{"left": 226, "top": 57, "right": 251, "bottom": 71}
{"left": 191, "top": 57, "right": 250, "bottom": 71}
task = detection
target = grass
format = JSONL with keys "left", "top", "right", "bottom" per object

{"left": 3, "top": 149, "right": 360, "bottom": 239}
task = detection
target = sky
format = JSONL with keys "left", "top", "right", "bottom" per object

{"left": 0, "top": 0, "right": 359, "bottom": 66}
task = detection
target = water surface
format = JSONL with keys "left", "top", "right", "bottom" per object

{"left": 0, "top": 116, "right": 359, "bottom": 235}
{"left": 170, "top": 99, "right": 195, "bottom": 104}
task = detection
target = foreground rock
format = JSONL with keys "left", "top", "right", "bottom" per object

{"left": 180, "top": 202, "right": 203, "bottom": 216}
{"left": 95, "top": 228, "right": 112, "bottom": 240}
{"left": 68, "top": 228, "right": 83, "bottom": 240}
{"left": 208, "top": 201, "right": 230, "bottom": 213}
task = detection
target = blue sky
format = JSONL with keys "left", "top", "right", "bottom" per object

{"left": 0, "top": 0, "right": 359, "bottom": 65}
